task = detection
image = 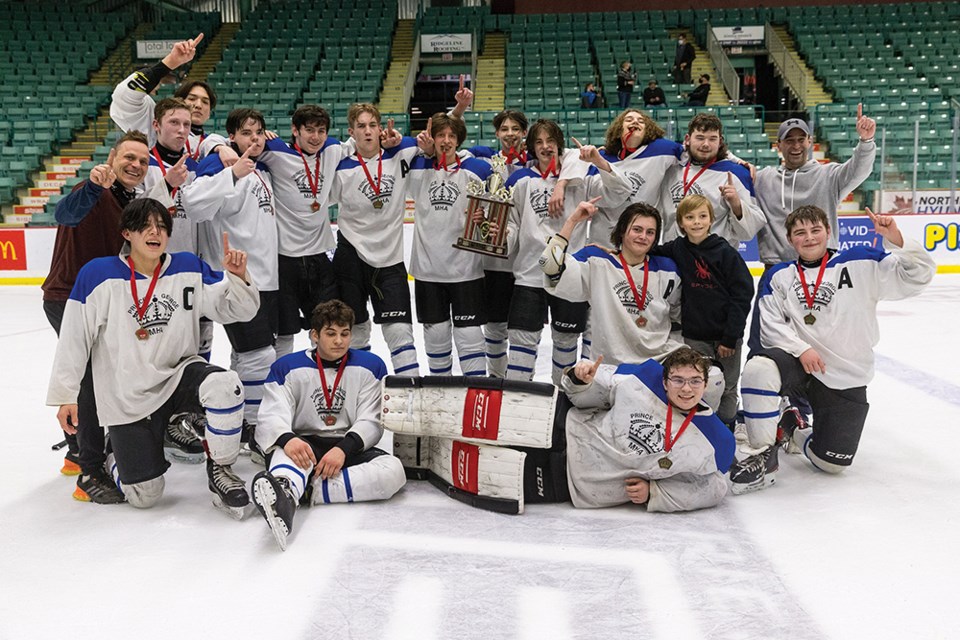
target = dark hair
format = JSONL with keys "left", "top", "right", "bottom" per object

{"left": 292, "top": 104, "right": 331, "bottom": 131}
{"left": 526, "top": 119, "right": 565, "bottom": 163}
{"left": 610, "top": 203, "right": 662, "bottom": 248}
{"left": 661, "top": 346, "right": 710, "bottom": 382}
{"left": 686, "top": 113, "right": 728, "bottom": 160}
{"left": 785, "top": 205, "right": 829, "bottom": 237}
{"left": 430, "top": 112, "right": 467, "bottom": 146}
{"left": 604, "top": 109, "right": 665, "bottom": 157}
{"left": 311, "top": 300, "right": 355, "bottom": 332}
{"left": 492, "top": 109, "right": 528, "bottom": 134}
{"left": 154, "top": 97, "right": 191, "bottom": 123}
{"left": 174, "top": 80, "right": 217, "bottom": 111}
{"left": 114, "top": 130, "right": 149, "bottom": 151}
{"left": 226, "top": 108, "right": 266, "bottom": 135}
{"left": 120, "top": 198, "right": 173, "bottom": 236}
{"left": 700, "top": 74, "right": 710, "bottom": 82}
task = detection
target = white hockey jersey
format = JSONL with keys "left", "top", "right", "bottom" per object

{"left": 330, "top": 137, "right": 421, "bottom": 268}
{"left": 144, "top": 150, "right": 201, "bottom": 255}
{"left": 547, "top": 247, "right": 682, "bottom": 364}
{"left": 660, "top": 158, "right": 766, "bottom": 247}
{"left": 256, "top": 348, "right": 388, "bottom": 452}
{"left": 750, "top": 238, "right": 936, "bottom": 389}
{"left": 407, "top": 152, "right": 492, "bottom": 283}
{"left": 562, "top": 360, "right": 735, "bottom": 512}
{"left": 46, "top": 250, "right": 260, "bottom": 426}
{"left": 181, "top": 155, "right": 279, "bottom": 291}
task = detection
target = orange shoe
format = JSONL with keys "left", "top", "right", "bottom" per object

{"left": 60, "top": 452, "right": 81, "bottom": 476}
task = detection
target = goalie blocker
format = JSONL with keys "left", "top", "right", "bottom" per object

{"left": 384, "top": 376, "right": 570, "bottom": 514}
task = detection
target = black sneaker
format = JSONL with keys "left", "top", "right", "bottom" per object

{"left": 777, "top": 407, "right": 807, "bottom": 454}
{"left": 73, "top": 468, "right": 125, "bottom": 504}
{"left": 252, "top": 471, "right": 297, "bottom": 552}
{"left": 207, "top": 459, "right": 249, "bottom": 508}
{"left": 730, "top": 445, "right": 779, "bottom": 495}
{"left": 164, "top": 414, "right": 206, "bottom": 464}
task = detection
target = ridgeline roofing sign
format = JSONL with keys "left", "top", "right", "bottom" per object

{"left": 421, "top": 33, "right": 472, "bottom": 53}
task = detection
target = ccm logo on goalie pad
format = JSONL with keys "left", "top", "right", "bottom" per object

{"left": 453, "top": 441, "right": 480, "bottom": 494}
{"left": 462, "top": 388, "right": 503, "bottom": 441}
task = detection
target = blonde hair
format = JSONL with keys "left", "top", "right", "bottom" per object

{"left": 676, "top": 194, "right": 715, "bottom": 233}
{"left": 347, "top": 103, "right": 381, "bottom": 128}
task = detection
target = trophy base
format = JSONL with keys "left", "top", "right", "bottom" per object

{"left": 453, "top": 239, "right": 509, "bottom": 259}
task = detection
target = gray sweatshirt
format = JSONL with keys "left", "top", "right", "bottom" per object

{"left": 754, "top": 140, "right": 876, "bottom": 264}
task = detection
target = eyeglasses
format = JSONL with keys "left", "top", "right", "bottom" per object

{"left": 666, "top": 376, "right": 705, "bottom": 388}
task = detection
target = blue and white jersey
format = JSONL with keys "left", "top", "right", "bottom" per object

{"left": 256, "top": 348, "right": 387, "bottom": 452}
{"left": 46, "top": 251, "right": 259, "bottom": 426}
{"left": 559, "top": 138, "right": 683, "bottom": 246}
{"left": 660, "top": 158, "right": 766, "bottom": 246}
{"left": 330, "top": 137, "right": 421, "bottom": 268}
{"left": 407, "top": 152, "right": 492, "bottom": 283}
{"left": 548, "top": 246, "right": 682, "bottom": 364}
{"left": 181, "top": 154, "right": 278, "bottom": 291}
{"left": 145, "top": 150, "right": 201, "bottom": 254}
{"left": 258, "top": 137, "right": 346, "bottom": 257}
{"left": 562, "top": 360, "right": 735, "bottom": 512}
{"left": 749, "top": 239, "right": 935, "bottom": 389}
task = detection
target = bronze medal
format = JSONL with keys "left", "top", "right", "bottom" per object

{"left": 372, "top": 199, "right": 383, "bottom": 209}
{"left": 804, "top": 313, "right": 816, "bottom": 325}
{"left": 167, "top": 206, "right": 176, "bottom": 215}
{"left": 135, "top": 328, "right": 149, "bottom": 341}
{"left": 658, "top": 456, "right": 673, "bottom": 470}
{"left": 311, "top": 200, "right": 320, "bottom": 212}
{"left": 323, "top": 415, "right": 337, "bottom": 426}
{"left": 635, "top": 315, "right": 647, "bottom": 328}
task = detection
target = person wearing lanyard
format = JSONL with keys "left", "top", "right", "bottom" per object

{"left": 46, "top": 198, "right": 260, "bottom": 515}
{"left": 659, "top": 114, "right": 766, "bottom": 247}
{"left": 143, "top": 98, "right": 197, "bottom": 254}
{"left": 732, "top": 205, "right": 935, "bottom": 494}
{"left": 252, "top": 300, "right": 406, "bottom": 551}
{"left": 181, "top": 108, "right": 279, "bottom": 444}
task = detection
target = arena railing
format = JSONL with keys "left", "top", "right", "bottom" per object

{"left": 765, "top": 21, "right": 808, "bottom": 110}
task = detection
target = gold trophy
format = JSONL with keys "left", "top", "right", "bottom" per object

{"left": 454, "top": 155, "right": 513, "bottom": 259}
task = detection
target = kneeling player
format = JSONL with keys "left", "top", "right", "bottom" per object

{"left": 732, "top": 205, "right": 935, "bottom": 493}
{"left": 252, "top": 300, "right": 406, "bottom": 551}
{"left": 47, "top": 199, "right": 260, "bottom": 513}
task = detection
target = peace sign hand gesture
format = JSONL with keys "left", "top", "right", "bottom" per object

{"left": 865, "top": 206, "right": 903, "bottom": 248}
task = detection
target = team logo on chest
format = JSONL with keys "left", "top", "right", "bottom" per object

{"left": 670, "top": 180, "right": 703, "bottom": 204}
{"left": 126, "top": 293, "right": 179, "bottom": 337}
{"left": 792, "top": 279, "right": 837, "bottom": 311}
{"left": 614, "top": 278, "right": 650, "bottom": 314}
{"left": 252, "top": 179, "right": 272, "bottom": 213}
{"left": 358, "top": 174, "right": 395, "bottom": 206}
{"left": 311, "top": 384, "right": 346, "bottom": 423}
{"left": 626, "top": 171, "right": 646, "bottom": 198}
{"left": 627, "top": 411, "right": 664, "bottom": 455}
{"left": 428, "top": 179, "right": 461, "bottom": 211}
{"left": 295, "top": 169, "right": 324, "bottom": 199}
{"left": 530, "top": 186, "right": 553, "bottom": 219}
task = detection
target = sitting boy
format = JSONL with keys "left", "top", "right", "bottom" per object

{"left": 252, "top": 300, "right": 407, "bottom": 551}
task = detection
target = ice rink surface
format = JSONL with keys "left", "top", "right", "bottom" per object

{"left": 2, "top": 276, "right": 958, "bottom": 639}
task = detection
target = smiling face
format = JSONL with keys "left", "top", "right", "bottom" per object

{"left": 779, "top": 129, "right": 813, "bottom": 170}
{"left": 621, "top": 212, "right": 659, "bottom": 263}
{"left": 685, "top": 128, "right": 722, "bottom": 164}
{"left": 292, "top": 121, "right": 328, "bottom": 155}
{"left": 112, "top": 140, "right": 150, "bottom": 190}
{"left": 495, "top": 117, "right": 526, "bottom": 153}
{"left": 154, "top": 108, "right": 192, "bottom": 152}
{"left": 663, "top": 364, "right": 706, "bottom": 412}
{"left": 678, "top": 204, "right": 713, "bottom": 244}
{"left": 183, "top": 85, "right": 212, "bottom": 126}
{"left": 122, "top": 212, "right": 169, "bottom": 268}
{"left": 788, "top": 219, "right": 830, "bottom": 262}
{"left": 349, "top": 110, "right": 383, "bottom": 157}
{"left": 230, "top": 117, "right": 265, "bottom": 157}
{"left": 312, "top": 322, "right": 352, "bottom": 361}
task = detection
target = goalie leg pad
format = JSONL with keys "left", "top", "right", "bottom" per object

{"left": 393, "top": 433, "right": 431, "bottom": 479}
{"left": 427, "top": 437, "right": 527, "bottom": 514}
{"left": 382, "top": 322, "right": 420, "bottom": 376}
{"left": 382, "top": 375, "right": 557, "bottom": 447}
{"left": 311, "top": 450, "right": 406, "bottom": 504}
{"left": 506, "top": 328, "right": 541, "bottom": 381}
{"left": 484, "top": 321, "right": 509, "bottom": 378}
{"left": 423, "top": 321, "right": 453, "bottom": 375}
{"left": 199, "top": 370, "right": 245, "bottom": 465}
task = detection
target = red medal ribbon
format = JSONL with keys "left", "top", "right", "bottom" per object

{"left": 151, "top": 147, "right": 182, "bottom": 202}
{"left": 664, "top": 404, "right": 697, "bottom": 453}
{"left": 619, "top": 130, "right": 639, "bottom": 161}
{"left": 619, "top": 253, "right": 650, "bottom": 314}
{"left": 293, "top": 142, "right": 321, "bottom": 201}
{"left": 682, "top": 160, "right": 716, "bottom": 195}
{"left": 126, "top": 256, "right": 162, "bottom": 326}
{"left": 434, "top": 152, "right": 461, "bottom": 172}
{"left": 503, "top": 147, "right": 527, "bottom": 165}
{"left": 184, "top": 134, "right": 204, "bottom": 161}
{"left": 535, "top": 156, "right": 558, "bottom": 178}
{"left": 797, "top": 253, "right": 829, "bottom": 311}
{"left": 316, "top": 351, "right": 348, "bottom": 412}
{"left": 356, "top": 149, "right": 383, "bottom": 196}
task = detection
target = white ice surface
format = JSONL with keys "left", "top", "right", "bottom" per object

{"left": 2, "top": 277, "right": 958, "bottom": 639}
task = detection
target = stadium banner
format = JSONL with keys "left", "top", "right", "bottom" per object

{"left": 839, "top": 214, "right": 960, "bottom": 266}
{"left": 876, "top": 189, "right": 960, "bottom": 215}
{"left": 136, "top": 40, "right": 181, "bottom": 59}
{"left": 420, "top": 33, "right": 472, "bottom": 53}
{"left": 712, "top": 26, "right": 764, "bottom": 46}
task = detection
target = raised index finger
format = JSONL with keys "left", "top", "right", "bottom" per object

{"left": 591, "top": 354, "right": 604, "bottom": 373}
{"left": 588, "top": 195, "right": 602, "bottom": 204}
{"left": 191, "top": 33, "right": 204, "bottom": 46}
{"left": 425, "top": 117, "right": 432, "bottom": 135}
{"left": 222, "top": 231, "right": 230, "bottom": 255}
{"left": 459, "top": 74, "right": 465, "bottom": 91}
{"left": 571, "top": 136, "right": 584, "bottom": 149}
{"left": 857, "top": 103, "right": 863, "bottom": 120}
{"left": 864, "top": 205, "right": 878, "bottom": 222}
{"left": 727, "top": 171, "right": 734, "bottom": 185}
{"left": 174, "top": 153, "right": 187, "bottom": 167}
{"left": 106, "top": 148, "right": 116, "bottom": 166}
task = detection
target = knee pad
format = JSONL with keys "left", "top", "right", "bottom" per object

{"left": 452, "top": 325, "right": 486, "bottom": 376}
{"left": 740, "top": 356, "right": 782, "bottom": 449}
{"left": 352, "top": 319, "right": 372, "bottom": 350}
{"left": 275, "top": 334, "right": 295, "bottom": 358}
{"left": 423, "top": 321, "right": 453, "bottom": 375}
{"left": 124, "top": 476, "right": 165, "bottom": 509}
{"left": 382, "top": 322, "right": 419, "bottom": 376}
{"left": 199, "top": 371, "right": 244, "bottom": 465}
